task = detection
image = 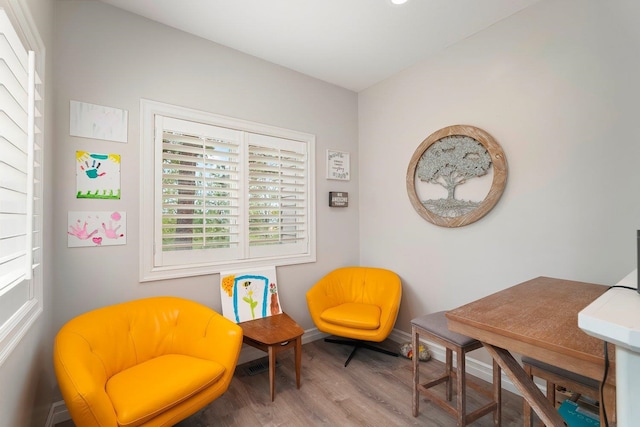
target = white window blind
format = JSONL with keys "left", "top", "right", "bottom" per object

{"left": 247, "top": 133, "right": 308, "bottom": 259}
{"left": 140, "top": 100, "right": 315, "bottom": 281}
{"left": 156, "top": 116, "right": 242, "bottom": 266}
{"left": 0, "top": 1, "right": 44, "bottom": 366}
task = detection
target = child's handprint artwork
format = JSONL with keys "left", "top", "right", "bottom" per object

{"left": 68, "top": 220, "right": 98, "bottom": 240}
{"left": 102, "top": 211, "right": 124, "bottom": 240}
{"left": 76, "top": 151, "right": 121, "bottom": 199}
{"left": 68, "top": 211, "right": 127, "bottom": 247}
{"left": 80, "top": 157, "right": 106, "bottom": 179}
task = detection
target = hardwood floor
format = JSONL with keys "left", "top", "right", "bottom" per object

{"left": 57, "top": 338, "right": 528, "bottom": 426}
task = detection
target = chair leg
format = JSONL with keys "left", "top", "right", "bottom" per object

{"left": 412, "top": 326, "right": 419, "bottom": 417}
{"left": 456, "top": 349, "right": 467, "bottom": 427}
{"left": 324, "top": 337, "right": 398, "bottom": 367}
{"left": 493, "top": 359, "right": 501, "bottom": 426}
{"left": 546, "top": 380, "right": 556, "bottom": 406}
{"left": 445, "top": 348, "right": 453, "bottom": 401}
{"left": 359, "top": 342, "right": 399, "bottom": 357}
{"left": 344, "top": 345, "right": 359, "bottom": 367}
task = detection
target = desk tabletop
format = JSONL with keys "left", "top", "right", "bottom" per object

{"left": 446, "top": 276, "right": 613, "bottom": 381}
{"left": 240, "top": 312, "right": 304, "bottom": 345}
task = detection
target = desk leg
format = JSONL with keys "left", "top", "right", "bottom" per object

{"left": 483, "top": 344, "right": 567, "bottom": 427}
{"left": 268, "top": 345, "right": 276, "bottom": 402}
{"left": 295, "top": 337, "right": 302, "bottom": 389}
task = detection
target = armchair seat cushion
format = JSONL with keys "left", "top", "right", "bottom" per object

{"left": 320, "top": 303, "right": 381, "bottom": 330}
{"left": 106, "top": 354, "right": 226, "bottom": 427}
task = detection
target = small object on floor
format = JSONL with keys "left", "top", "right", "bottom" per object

{"left": 558, "top": 399, "right": 600, "bottom": 427}
{"left": 400, "top": 341, "right": 430, "bottom": 361}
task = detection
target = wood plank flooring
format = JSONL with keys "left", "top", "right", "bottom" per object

{"left": 57, "top": 338, "right": 528, "bottom": 426}
{"left": 177, "top": 338, "right": 526, "bottom": 426}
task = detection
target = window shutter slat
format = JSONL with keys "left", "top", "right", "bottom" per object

{"left": 0, "top": 58, "right": 27, "bottom": 104}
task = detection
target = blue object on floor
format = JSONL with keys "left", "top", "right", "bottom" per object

{"left": 558, "top": 400, "right": 600, "bottom": 427}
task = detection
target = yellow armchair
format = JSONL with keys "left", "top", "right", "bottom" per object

{"left": 53, "top": 296, "right": 243, "bottom": 427}
{"left": 306, "top": 266, "right": 402, "bottom": 366}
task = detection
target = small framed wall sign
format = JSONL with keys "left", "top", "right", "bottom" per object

{"left": 327, "top": 150, "right": 350, "bottom": 181}
{"left": 329, "top": 192, "right": 349, "bottom": 207}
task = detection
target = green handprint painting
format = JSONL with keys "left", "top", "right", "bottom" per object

{"left": 76, "top": 151, "right": 121, "bottom": 199}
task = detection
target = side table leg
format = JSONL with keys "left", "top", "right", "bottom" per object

{"left": 268, "top": 345, "right": 276, "bottom": 401}
{"left": 295, "top": 337, "right": 302, "bottom": 389}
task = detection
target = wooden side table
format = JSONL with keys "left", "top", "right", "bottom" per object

{"left": 240, "top": 312, "right": 304, "bottom": 401}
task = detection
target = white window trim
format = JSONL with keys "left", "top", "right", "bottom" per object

{"left": 0, "top": 0, "right": 44, "bottom": 366}
{"left": 140, "top": 99, "right": 316, "bottom": 281}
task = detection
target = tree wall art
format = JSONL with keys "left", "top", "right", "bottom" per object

{"left": 406, "top": 125, "right": 508, "bottom": 227}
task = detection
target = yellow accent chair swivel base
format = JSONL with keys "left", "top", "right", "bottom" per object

{"left": 306, "top": 266, "right": 402, "bottom": 367}
{"left": 53, "top": 296, "right": 243, "bottom": 427}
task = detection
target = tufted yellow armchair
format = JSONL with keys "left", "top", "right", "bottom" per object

{"left": 53, "top": 296, "right": 243, "bottom": 427}
{"left": 306, "top": 266, "right": 402, "bottom": 366}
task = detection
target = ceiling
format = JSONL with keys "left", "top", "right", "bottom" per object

{"left": 98, "top": 0, "right": 543, "bottom": 92}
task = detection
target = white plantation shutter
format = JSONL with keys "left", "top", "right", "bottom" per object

{"left": 247, "top": 134, "right": 308, "bottom": 258}
{"left": 155, "top": 116, "right": 242, "bottom": 267}
{"left": 0, "top": 1, "right": 44, "bottom": 366}
{"left": 141, "top": 100, "right": 315, "bottom": 280}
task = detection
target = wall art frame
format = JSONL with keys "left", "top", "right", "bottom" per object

{"left": 406, "top": 124, "right": 508, "bottom": 228}
{"left": 326, "top": 149, "right": 350, "bottom": 181}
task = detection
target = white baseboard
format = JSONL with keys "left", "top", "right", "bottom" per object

{"left": 46, "top": 326, "right": 528, "bottom": 426}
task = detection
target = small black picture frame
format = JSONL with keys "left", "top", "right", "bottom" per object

{"left": 329, "top": 192, "right": 348, "bottom": 207}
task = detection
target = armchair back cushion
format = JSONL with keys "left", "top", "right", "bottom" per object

{"left": 53, "top": 296, "right": 242, "bottom": 427}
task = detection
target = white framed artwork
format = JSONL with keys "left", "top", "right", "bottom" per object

{"left": 327, "top": 149, "right": 350, "bottom": 181}
{"left": 67, "top": 211, "right": 126, "bottom": 247}
{"left": 76, "top": 151, "right": 121, "bottom": 199}
{"left": 70, "top": 100, "right": 128, "bottom": 143}
{"left": 219, "top": 266, "right": 282, "bottom": 323}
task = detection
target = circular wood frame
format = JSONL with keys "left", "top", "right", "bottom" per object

{"left": 406, "top": 125, "right": 507, "bottom": 227}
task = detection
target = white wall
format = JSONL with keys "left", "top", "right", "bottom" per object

{"left": 0, "top": 0, "right": 55, "bottom": 426}
{"left": 52, "top": 0, "right": 358, "bottom": 356}
{"left": 358, "top": 0, "right": 640, "bottom": 334}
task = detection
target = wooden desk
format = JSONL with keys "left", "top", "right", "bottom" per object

{"left": 240, "top": 312, "right": 304, "bottom": 401}
{"left": 446, "top": 276, "right": 614, "bottom": 426}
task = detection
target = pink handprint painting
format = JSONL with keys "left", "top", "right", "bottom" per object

{"left": 68, "top": 211, "right": 126, "bottom": 247}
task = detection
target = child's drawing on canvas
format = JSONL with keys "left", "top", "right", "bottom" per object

{"left": 68, "top": 211, "right": 126, "bottom": 247}
{"left": 76, "top": 151, "right": 121, "bottom": 199}
{"left": 69, "top": 100, "right": 128, "bottom": 143}
{"left": 220, "top": 267, "right": 282, "bottom": 323}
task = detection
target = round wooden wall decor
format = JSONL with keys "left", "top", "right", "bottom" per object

{"left": 406, "top": 125, "right": 507, "bottom": 228}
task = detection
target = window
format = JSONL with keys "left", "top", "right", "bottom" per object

{"left": 140, "top": 100, "right": 316, "bottom": 281}
{"left": 0, "top": 0, "right": 44, "bottom": 365}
